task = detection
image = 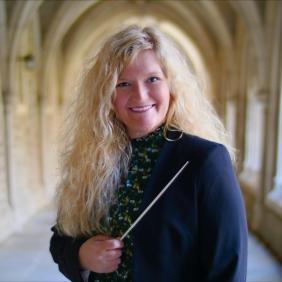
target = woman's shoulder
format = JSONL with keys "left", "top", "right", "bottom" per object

{"left": 181, "top": 133, "right": 222, "bottom": 148}
{"left": 178, "top": 133, "right": 228, "bottom": 161}
{"left": 178, "top": 134, "right": 236, "bottom": 187}
{"left": 162, "top": 131, "right": 232, "bottom": 172}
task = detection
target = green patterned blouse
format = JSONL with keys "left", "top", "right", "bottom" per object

{"left": 91, "top": 126, "right": 165, "bottom": 282}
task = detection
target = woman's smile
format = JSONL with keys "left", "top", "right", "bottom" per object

{"left": 129, "top": 104, "right": 155, "bottom": 113}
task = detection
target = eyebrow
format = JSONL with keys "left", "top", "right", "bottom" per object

{"left": 118, "top": 71, "right": 164, "bottom": 81}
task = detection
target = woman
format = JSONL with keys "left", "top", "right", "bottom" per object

{"left": 50, "top": 25, "right": 248, "bottom": 282}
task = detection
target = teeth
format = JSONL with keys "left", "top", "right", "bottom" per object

{"left": 130, "top": 105, "right": 153, "bottom": 112}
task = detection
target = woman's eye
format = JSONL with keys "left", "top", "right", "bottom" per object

{"left": 147, "top": 76, "right": 160, "bottom": 83}
{"left": 116, "top": 81, "right": 129, "bottom": 88}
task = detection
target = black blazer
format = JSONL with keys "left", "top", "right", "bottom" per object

{"left": 50, "top": 133, "right": 248, "bottom": 282}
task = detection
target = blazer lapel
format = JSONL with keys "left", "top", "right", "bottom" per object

{"left": 138, "top": 135, "right": 191, "bottom": 215}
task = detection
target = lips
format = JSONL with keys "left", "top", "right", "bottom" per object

{"left": 129, "top": 105, "right": 155, "bottom": 113}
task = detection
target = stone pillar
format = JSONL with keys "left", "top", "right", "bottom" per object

{"left": 41, "top": 45, "right": 61, "bottom": 199}
{"left": 0, "top": 0, "right": 14, "bottom": 242}
{"left": 268, "top": 58, "right": 282, "bottom": 216}
{"left": 243, "top": 94, "right": 265, "bottom": 174}
{"left": 263, "top": 0, "right": 282, "bottom": 219}
{"left": 226, "top": 99, "right": 237, "bottom": 147}
{"left": 273, "top": 84, "right": 282, "bottom": 191}
{"left": 0, "top": 73, "right": 14, "bottom": 242}
{"left": 5, "top": 11, "right": 47, "bottom": 234}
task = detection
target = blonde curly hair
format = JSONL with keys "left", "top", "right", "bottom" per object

{"left": 56, "top": 25, "right": 234, "bottom": 237}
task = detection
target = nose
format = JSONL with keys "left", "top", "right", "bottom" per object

{"left": 132, "top": 82, "right": 148, "bottom": 101}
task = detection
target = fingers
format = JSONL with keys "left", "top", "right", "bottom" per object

{"left": 101, "top": 259, "right": 121, "bottom": 273}
{"left": 79, "top": 235, "right": 124, "bottom": 273}
{"left": 96, "top": 239, "right": 123, "bottom": 262}
{"left": 97, "top": 238, "right": 123, "bottom": 249}
{"left": 94, "top": 237, "right": 123, "bottom": 273}
{"left": 104, "top": 248, "right": 122, "bottom": 260}
{"left": 93, "top": 247, "right": 122, "bottom": 273}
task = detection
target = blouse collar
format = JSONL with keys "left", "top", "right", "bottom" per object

{"left": 131, "top": 125, "right": 165, "bottom": 148}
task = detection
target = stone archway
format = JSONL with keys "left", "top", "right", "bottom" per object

{"left": 2, "top": 0, "right": 282, "bottom": 261}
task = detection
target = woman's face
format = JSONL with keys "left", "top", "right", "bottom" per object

{"left": 113, "top": 50, "right": 170, "bottom": 138}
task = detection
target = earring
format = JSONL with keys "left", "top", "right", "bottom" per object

{"left": 163, "top": 126, "right": 183, "bottom": 142}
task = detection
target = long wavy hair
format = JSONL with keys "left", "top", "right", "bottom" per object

{"left": 56, "top": 25, "right": 234, "bottom": 237}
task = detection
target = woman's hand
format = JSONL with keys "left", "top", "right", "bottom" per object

{"left": 78, "top": 235, "right": 123, "bottom": 273}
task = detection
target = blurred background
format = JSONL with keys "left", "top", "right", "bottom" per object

{"left": 0, "top": 0, "right": 282, "bottom": 281}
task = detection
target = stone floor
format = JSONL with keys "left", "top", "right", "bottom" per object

{"left": 0, "top": 206, "right": 282, "bottom": 282}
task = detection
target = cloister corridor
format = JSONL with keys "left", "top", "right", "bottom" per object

{"left": 1, "top": 0, "right": 282, "bottom": 281}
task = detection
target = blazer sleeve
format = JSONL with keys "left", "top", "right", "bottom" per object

{"left": 197, "top": 145, "right": 248, "bottom": 282}
{"left": 49, "top": 225, "right": 89, "bottom": 282}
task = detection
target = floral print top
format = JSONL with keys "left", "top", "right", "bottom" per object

{"left": 90, "top": 126, "right": 165, "bottom": 282}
